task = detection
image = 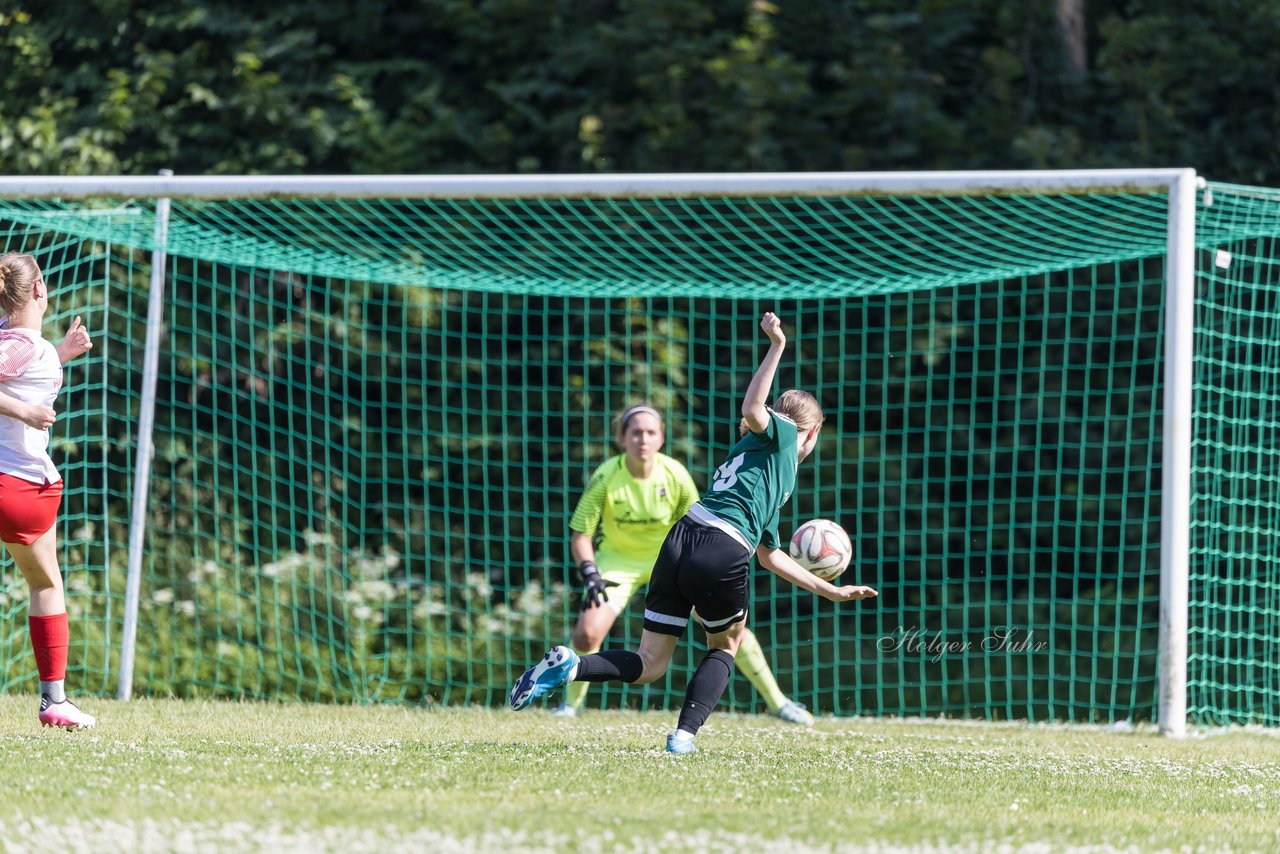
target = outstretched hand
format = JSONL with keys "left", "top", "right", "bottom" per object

{"left": 827, "top": 585, "right": 878, "bottom": 603}
{"left": 760, "top": 312, "right": 785, "bottom": 346}
{"left": 57, "top": 316, "right": 93, "bottom": 363}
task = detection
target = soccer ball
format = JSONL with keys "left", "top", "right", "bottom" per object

{"left": 789, "top": 519, "right": 852, "bottom": 581}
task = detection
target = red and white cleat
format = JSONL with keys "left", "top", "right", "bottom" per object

{"left": 39, "top": 696, "right": 96, "bottom": 730}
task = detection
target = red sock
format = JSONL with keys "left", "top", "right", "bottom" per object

{"left": 29, "top": 613, "right": 69, "bottom": 682}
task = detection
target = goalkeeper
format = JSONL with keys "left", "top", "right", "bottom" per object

{"left": 556, "top": 403, "right": 815, "bottom": 725}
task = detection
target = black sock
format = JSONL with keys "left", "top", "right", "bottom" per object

{"left": 677, "top": 649, "right": 735, "bottom": 736}
{"left": 573, "top": 650, "right": 644, "bottom": 683}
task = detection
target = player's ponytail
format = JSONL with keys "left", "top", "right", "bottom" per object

{"left": 0, "top": 252, "right": 40, "bottom": 317}
{"left": 740, "top": 389, "right": 823, "bottom": 436}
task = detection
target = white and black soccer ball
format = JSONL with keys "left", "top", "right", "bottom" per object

{"left": 789, "top": 519, "right": 852, "bottom": 581}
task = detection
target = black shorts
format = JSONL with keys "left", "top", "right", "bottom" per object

{"left": 643, "top": 516, "right": 753, "bottom": 638}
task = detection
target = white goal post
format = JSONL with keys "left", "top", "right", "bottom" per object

{"left": 0, "top": 169, "right": 1198, "bottom": 734}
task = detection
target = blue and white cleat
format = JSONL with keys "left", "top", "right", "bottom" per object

{"left": 509, "top": 645, "right": 579, "bottom": 711}
{"left": 665, "top": 732, "right": 698, "bottom": 755}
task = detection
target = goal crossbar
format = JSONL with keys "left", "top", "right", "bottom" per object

{"left": 0, "top": 168, "right": 1197, "bottom": 200}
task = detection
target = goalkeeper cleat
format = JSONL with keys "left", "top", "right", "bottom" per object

{"left": 509, "top": 645, "right": 578, "bottom": 711}
{"left": 39, "top": 695, "right": 96, "bottom": 730}
{"left": 771, "top": 699, "right": 815, "bottom": 726}
{"left": 550, "top": 703, "right": 578, "bottom": 718}
{"left": 664, "top": 732, "right": 698, "bottom": 755}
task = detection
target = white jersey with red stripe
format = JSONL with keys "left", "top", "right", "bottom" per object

{"left": 0, "top": 327, "right": 62, "bottom": 485}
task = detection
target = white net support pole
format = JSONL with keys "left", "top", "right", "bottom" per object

{"left": 1157, "top": 169, "right": 1199, "bottom": 737}
{"left": 117, "top": 169, "right": 173, "bottom": 701}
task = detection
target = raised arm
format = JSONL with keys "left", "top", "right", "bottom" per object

{"left": 55, "top": 316, "right": 93, "bottom": 364}
{"left": 741, "top": 312, "right": 786, "bottom": 433}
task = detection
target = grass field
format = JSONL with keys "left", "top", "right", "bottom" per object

{"left": 1, "top": 696, "right": 1278, "bottom": 852}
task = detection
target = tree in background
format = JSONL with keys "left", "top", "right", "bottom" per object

{"left": 0, "top": 1, "right": 1276, "bottom": 183}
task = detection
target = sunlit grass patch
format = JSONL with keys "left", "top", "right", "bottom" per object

{"left": 1, "top": 697, "right": 1278, "bottom": 852}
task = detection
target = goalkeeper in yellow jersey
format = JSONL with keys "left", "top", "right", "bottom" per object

{"left": 552, "top": 403, "right": 816, "bottom": 725}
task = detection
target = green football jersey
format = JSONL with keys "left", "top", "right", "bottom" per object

{"left": 568, "top": 453, "right": 699, "bottom": 574}
{"left": 698, "top": 407, "right": 799, "bottom": 550}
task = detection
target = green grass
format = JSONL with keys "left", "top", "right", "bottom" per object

{"left": 2, "top": 696, "right": 1279, "bottom": 852}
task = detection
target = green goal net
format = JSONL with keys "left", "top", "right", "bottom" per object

{"left": 0, "top": 176, "right": 1276, "bottom": 726}
{"left": 1190, "top": 182, "right": 1280, "bottom": 726}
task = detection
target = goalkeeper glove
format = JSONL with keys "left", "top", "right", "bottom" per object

{"left": 579, "top": 560, "right": 618, "bottom": 608}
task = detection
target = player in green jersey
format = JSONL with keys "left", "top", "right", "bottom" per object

{"left": 510, "top": 313, "right": 877, "bottom": 753}
{"left": 554, "top": 404, "right": 817, "bottom": 724}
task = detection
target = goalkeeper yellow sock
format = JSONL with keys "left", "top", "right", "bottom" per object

{"left": 735, "top": 628, "right": 787, "bottom": 711}
{"left": 564, "top": 645, "right": 599, "bottom": 710}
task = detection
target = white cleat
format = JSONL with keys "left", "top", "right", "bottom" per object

{"left": 550, "top": 703, "right": 578, "bottom": 718}
{"left": 771, "top": 699, "right": 815, "bottom": 726}
{"left": 665, "top": 732, "right": 697, "bottom": 755}
{"left": 39, "top": 696, "right": 96, "bottom": 730}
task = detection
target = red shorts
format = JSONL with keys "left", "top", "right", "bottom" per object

{"left": 0, "top": 473, "right": 62, "bottom": 544}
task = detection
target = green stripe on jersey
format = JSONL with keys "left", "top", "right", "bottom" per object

{"left": 698, "top": 408, "right": 798, "bottom": 550}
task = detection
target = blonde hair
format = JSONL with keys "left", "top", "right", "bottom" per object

{"left": 613, "top": 404, "right": 663, "bottom": 446}
{"left": 0, "top": 252, "right": 40, "bottom": 317}
{"left": 739, "top": 389, "right": 824, "bottom": 436}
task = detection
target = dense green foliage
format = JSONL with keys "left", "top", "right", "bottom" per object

{"left": 2, "top": 1, "right": 1278, "bottom": 182}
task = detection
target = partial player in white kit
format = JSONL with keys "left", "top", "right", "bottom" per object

{"left": 0, "top": 252, "right": 96, "bottom": 729}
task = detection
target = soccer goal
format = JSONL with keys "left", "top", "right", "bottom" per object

{"left": 0, "top": 170, "right": 1275, "bottom": 735}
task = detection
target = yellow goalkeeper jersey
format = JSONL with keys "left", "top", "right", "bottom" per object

{"left": 569, "top": 453, "right": 699, "bottom": 576}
